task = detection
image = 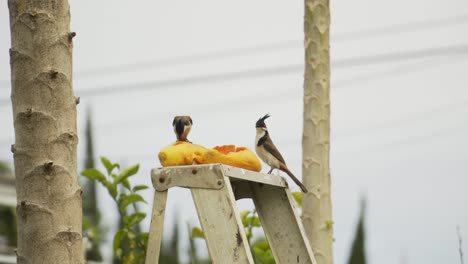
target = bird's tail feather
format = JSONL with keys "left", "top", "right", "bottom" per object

{"left": 280, "top": 165, "right": 308, "bottom": 193}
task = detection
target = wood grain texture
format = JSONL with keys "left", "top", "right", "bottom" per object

{"left": 152, "top": 164, "right": 287, "bottom": 189}
{"left": 152, "top": 165, "right": 224, "bottom": 191}
{"left": 145, "top": 190, "right": 168, "bottom": 264}
{"left": 252, "top": 183, "right": 317, "bottom": 264}
{"left": 191, "top": 179, "right": 254, "bottom": 263}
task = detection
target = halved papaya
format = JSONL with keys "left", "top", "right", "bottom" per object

{"left": 158, "top": 142, "right": 262, "bottom": 172}
{"left": 202, "top": 145, "right": 262, "bottom": 172}
{"left": 158, "top": 141, "right": 206, "bottom": 166}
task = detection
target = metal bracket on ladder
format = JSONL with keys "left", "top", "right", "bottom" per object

{"left": 145, "top": 164, "right": 317, "bottom": 264}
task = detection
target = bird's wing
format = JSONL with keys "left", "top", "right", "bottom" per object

{"left": 263, "top": 136, "right": 286, "bottom": 164}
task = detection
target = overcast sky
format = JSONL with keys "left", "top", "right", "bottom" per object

{"left": 1, "top": 0, "right": 468, "bottom": 263}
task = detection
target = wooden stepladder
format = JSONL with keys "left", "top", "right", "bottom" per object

{"left": 145, "top": 164, "right": 317, "bottom": 264}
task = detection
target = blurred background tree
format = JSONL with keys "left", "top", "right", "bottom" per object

{"left": 347, "top": 199, "right": 367, "bottom": 264}
{"left": 82, "top": 107, "right": 104, "bottom": 261}
{"left": 0, "top": 161, "right": 16, "bottom": 255}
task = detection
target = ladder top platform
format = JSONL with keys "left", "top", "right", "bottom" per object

{"left": 151, "top": 164, "right": 288, "bottom": 191}
{"left": 146, "top": 163, "right": 317, "bottom": 264}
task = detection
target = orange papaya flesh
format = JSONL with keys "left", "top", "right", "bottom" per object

{"left": 204, "top": 145, "right": 262, "bottom": 172}
{"left": 158, "top": 142, "right": 262, "bottom": 172}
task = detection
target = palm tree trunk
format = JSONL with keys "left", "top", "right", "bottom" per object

{"left": 302, "top": 1, "right": 334, "bottom": 264}
{"left": 8, "top": 0, "right": 83, "bottom": 263}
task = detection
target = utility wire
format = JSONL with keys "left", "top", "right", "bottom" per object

{"left": 104, "top": 121, "right": 468, "bottom": 162}
{"left": 70, "top": 13, "right": 468, "bottom": 78}
{"left": 1, "top": 42, "right": 466, "bottom": 107}
{"left": 1, "top": 55, "right": 462, "bottom": 145}
{"left": 72, "top": 13, "right": 468, "bottom": 78}
{"left": 95, "top": 57, "right": 444, "bottom": 130}
{"left": 47, "top": 44, "right": 468, "bottom": 97}
{"left": 1, "top": 13, "right": 467, "bottom": 85}
{"left": 333, "top": 13, "right": 468, "bottom": 41}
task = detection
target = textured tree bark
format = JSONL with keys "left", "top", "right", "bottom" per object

{"left": 302, "top": 1, "right": 333, "bottom": 264}
{"left": 8, "top": 0, "right": 83, "bottom": 263}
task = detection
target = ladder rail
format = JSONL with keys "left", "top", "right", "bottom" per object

{"left": 251, "top": 183, "right": 317, "bottom": 264}
{"left": 191, "top": 178, "right": 254, "bottom": 263}
{"left": 145, "top": 190, "right": 168, "bottom": 264}
{"left": 145, "top": 164, "right": 316, "bottom": 264}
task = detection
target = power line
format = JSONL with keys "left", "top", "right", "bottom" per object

{"left": 0, "top": 13, "right": 467, "bottom": 86}
{"left": 1, "top": 43, "right": 467, "bottom": 105}
{"left": 334, "top": 13, "right": 468, "bottom": 41}
{"left": 0, "top": 54, "right": 453, "bottom": 144}
{"left": 344, "top": 118, "right": 468, "bottom": 154}
{"left": 70, "top": 13, "right": 468, "bottom": 78}
{"left": 96, "top": 57, "right": 443, "bottom": 130}
{"left": 333, "top": 44, "right": 468, "bottom": 67}
{"left": 0, "top": 60, "right": 434, "bottom": 147}
{"left": 34, "top": 44, "right": 468, "bottom": 99}
{"left": 96, "top": 57, "right": 468, "bottom": 141}
{"left": 94, "top": 115, "right": 468, "bottom": 162}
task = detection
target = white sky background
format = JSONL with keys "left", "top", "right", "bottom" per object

{"left": 1, "top": 0, "right": 468, "bottom": 263}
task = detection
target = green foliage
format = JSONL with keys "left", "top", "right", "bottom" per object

{"left": 81, "top": 108, "right": 104, "bottom": 261}
{"left": 0, "top": 160, "right": 12, "bottom": 174}
{"left": 101, "top": 157, "right": 119, "bottom": 175}
{"left": 82, "top": 168, "right": 107, "bottom": 184}
{"left": 191, "top": 209, "right": 273, "bottom": 263}
{"left": 252, "top": 238, "right": 275, "bottom": 264}
{"left": 118, "top": 194, "right": 146, "bottom": 214}
{"left": 292, "top": 191, "right": 302, "bottom": 207}
{"left": 82, "top": 216, "right": 105, "bottom": 261}
{"left": 0, "top": 206, "right": 17, "bottom": 248}
{"left": 81, "top": 157, "right": 148, "bottom": 264}
{"left": 159, "top": 212, "right": 180, "bottom": 264}
{"left": 347, "top": 200, "right": 367, "bottom": 264}
{"left": 187, "top": 223, "right": 211, "bottom": 264}
{"left": 133, "top": 185, "right": 149, "bottom": 192}
{"left": 189, "top": 192, "right": 303, "bottom": 263}
{"left": 191, "top": 227, "right": 205, "bottom": 239}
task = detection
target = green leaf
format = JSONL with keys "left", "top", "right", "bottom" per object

{"left": 245, "top": 230, "right": 252, "bottom": 240}
{"left": 247, "top": 216, "right": 262, "bottom": 227}
{"left": 115, "top": 164, "right": 139, "bottom": 184}
{"left": 292, "top": 191, "right": 302, "bottom": 207}
{"left": 252, "top": 247, "right": 267, "bottom": 261}
{"left": 252, "top": 241, "right": 274, "bottom": 264}
{"left": 101, "top": 157, "right": 119, "bottom": 175}
{"left": 123, "top": 212, "right": 146, "bottom": 226}
{"left": 122, "top": 178, "right": 131, "bottom": 191}
{"left": 127, "top": 230, "right": 136, "bottom": 240}
{"left": 252, "top": 238, "right": 271, "bottom": 251}
{"left": 137, "top": 232, "right": 149, "bottom": 245}
{"left": 191, "top": 227, "right": 205, "bottom": 239}
{"left": 105, "top": 182, "right": 118, "bottom": 199}
{"left": 115, "top": 248, "right": 123, "bottom": 260}
{"left": 113, "top": 229, "right": 128, "bottom": 255}
{"left": 240, "top": 210, "right": 250, "bottom": 226}
{"left": 119, "top": 194, "right": 145, "bottom": 213}
{"left": 81, "top": 168, "right": 107, "bottom": 185}
{"left": 133, "top": 185, "right": 149, "bottom": 192}
{"left": 133, "top": 252, "right": 145, "bottom": 262}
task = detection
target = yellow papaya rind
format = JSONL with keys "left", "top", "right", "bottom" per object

{"left": 158, "top": 142, "right": 262, "bottom": 172}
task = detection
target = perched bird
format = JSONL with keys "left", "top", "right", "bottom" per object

{"left": 173, "top": 116, "right": 193, "bottom": 142}
{"left": 255, "top": 114, "right": 308, "bottom": 193}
